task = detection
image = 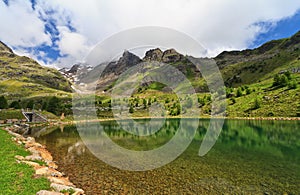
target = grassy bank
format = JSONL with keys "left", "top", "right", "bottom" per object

{"left": 0, "top": 129, "right": 50, "bottom": 194}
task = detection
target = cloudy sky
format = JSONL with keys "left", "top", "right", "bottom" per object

{"left": 1, "top": 0, "right": 300, "bottom": 68}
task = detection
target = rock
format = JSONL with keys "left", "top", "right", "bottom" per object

{"left": 21, "top": 160, "right": 41, "bottom": 169}
{"left": 144, "top": 48, "right": 163, "bottom": 61}
{"left": 25, "top": 141, "right": 44, "bottom": 149}
{"left": 15, "top": 155, "right": 25, "bottom": 161}
{"left": 26, "top": 136, "right": 35, "bottom": 142}
{"left": 35, "top": 147, "right": 53, "bottom": 162}
{"left": 36, "top": 190, "right": 63, "bottom": 195}
{"left": 35, "top": 167, "right": 63, "bottom": 177}
{"left": 47, "top": 161, "right": 58, "bottom": 169}
{"left": 48, "top": 176, "right": 74, "bottom": 187}
{"left": 50, "top": 183, "right": 84, "bottom": 195}
{"left": 162, "top": 49, "right": 183, "bottom": 63}
{"left": 25, "top": 154, "right": 43, "bottom": 161}
{"left": 27, "top": 147, "right": 53, "bottom": 162}
{"left": 7, "top": 131, "right": 22, "bottom": 138}
{"left": 35, "top": 167, "right": 49, "bottom": 176}
{"left": 28, "top": 147, "right": 40, "bottom": 155}
{"left": 263, "top": 96, "right": 271, "bottom": 101}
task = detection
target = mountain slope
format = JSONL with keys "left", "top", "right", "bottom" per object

{"left": 0, "top": 41, "right": 72, "bottom": 99}
{"left": 215, "top": 31, "right": 300, "bottom": 87}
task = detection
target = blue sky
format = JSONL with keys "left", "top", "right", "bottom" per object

{"left": 1, "top": 0, "right": 300, "bottom": 68}
{"left": 250, "top": 11, "right": 300, "bottom": 48}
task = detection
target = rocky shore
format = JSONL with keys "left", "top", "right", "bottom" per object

{"left": 4, "top": 126, "right": 85, "bottom": 195}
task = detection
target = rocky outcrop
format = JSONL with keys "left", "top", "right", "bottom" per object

{"left": 144, "top": 48, "right": 163, "bottom": 61}
{"left": 102, "top": 50, "right": 142, "bottom": 76}
{"left": 4, "top": 127, "right": 85, "bottom": 195}
{"left": 162, "top": 49, "right": 184, "bottom": 63}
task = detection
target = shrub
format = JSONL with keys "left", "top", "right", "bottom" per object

{"left": 9, "top": 101, "right": 21, "bottom": 109}
{"left": 143, "top": 99, "right": 147, "bottom": 109}
{"left": 47, "top": 96, "right": 61, "bottom": 115}
{"left": 273, "top": 74, "right": 289, "bottom": 87}
{"left": 246, "top": 88, "right": 252, "bottom": 95}
{"left": 129, "top": 105, "right": 134, "bottom": 113}
{"left": 230, "top": 97, "right": 236, "bottom": 104}
{"left": 165, "top": 98, "right": 170, "bottom": 104}
{"left": 288, "top": 80, "right": 298, "bottom": 89}
{"left": 253, "top": 98, "right": 261, "bottom": 109}
{"left": 26, "top": 100, "right": 34, "bottom": 109}
{"left": 236, "top": 88, "right": 243, "bottom": 97}
{"left": 0, "top": 96, "right": 8, "bottom": 109}
{"left": 198, "top": 97, "right": 205, "bottom": 107}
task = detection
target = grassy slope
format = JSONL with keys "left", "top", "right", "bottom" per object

{"left": 0, "top": 49, "right": 72, "bottom": 100}
{"left": 226, "top": 75, "right": 300, "bottom": 117}
{"left": 0, "top": 129, "right": 50, "bottom": 194}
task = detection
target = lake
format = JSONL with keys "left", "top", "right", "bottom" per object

{"left": 35, "top": 119, "right": 300, "bottom": 194}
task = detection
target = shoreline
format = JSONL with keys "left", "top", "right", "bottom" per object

{"left": 3, "top": 126, "right": 85, "bottom": 195}
{"left": 3, "top": 116, "right": 298, "bottom": 194}
{"left": 51, "top": 116, "right": 300, "bottom": 126}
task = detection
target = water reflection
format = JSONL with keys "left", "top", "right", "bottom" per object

{"left": 35, "top": 119, "right": 300, "bottom": 194}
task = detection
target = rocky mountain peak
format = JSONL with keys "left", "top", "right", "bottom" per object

{"left": 143, "top": 48, "right": 163, "bottom": 61}
{"left": 118, "top": 50, "right": 142, "bottom": 65}
{"left": 162, "top": 48, "right": 183, "bottom": 63}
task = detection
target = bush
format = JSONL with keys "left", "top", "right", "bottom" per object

{"left": 0, "top": 96, "right": 8, "bottom": 109}
{"left": 143, "top": 99, "right": 147, "bottom": 109}
{"left": 288, "top": 80, "right": 298, "bottom": 89}
{"left": 246, "top": 88, "right": 252, "bottom": 95}
{"left": 129, "top": 105, "right": 134, "bottom": 113}
{"left": 198, "top": 97, "right": 205, "bottom": 107}
{"left": 230, "top": 97, "right": 236, "bottom": 104}
{"left": 273, "top": 74, "right": 289, "bottom": 87}
{"left": 253, "top": 98, "right": 261, "bottom": 109}
{"left": 42, "top": 101, "right": 48, "bottom": 110}
{"left": 47, "top": 96, "right": 61, "bottom": 115}
{"left": 9, "top": 101, "right": 21, "bottom": 109}
{"left": 26, "top": 100, "right": 34, "bottom": 109}
{"left": 236, "top": 88, "right": 243, "bottom": 97}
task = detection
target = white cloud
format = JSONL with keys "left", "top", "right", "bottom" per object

{"left": 1, "top": 0, "right": 300, "bottom": 67}
{"left": 0, "top": 0, "right": 51, "bottom": 47}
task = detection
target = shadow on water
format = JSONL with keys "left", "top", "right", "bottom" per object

{"left": 34, "top": 119, "right": 300, "bottom": 194}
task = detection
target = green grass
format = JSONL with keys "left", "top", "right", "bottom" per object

{"left": 0, "top": 129, "right": 50, "bottom": 194}
{"left": 0, "top": 79, "right": 71, "bottom": 99}
{"left": 0, "top": 109, "right": 25, "bottom": 120}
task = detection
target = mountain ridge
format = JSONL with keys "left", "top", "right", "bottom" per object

{"left": 0, "top": 41, "right": 72, "bottom": 99}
